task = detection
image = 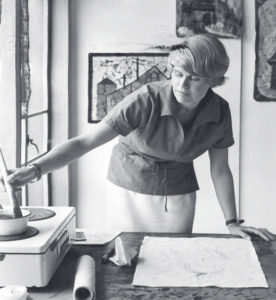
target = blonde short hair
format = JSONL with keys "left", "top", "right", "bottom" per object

{"left": 168, "top": 34, "right": 229, "bottom": 87}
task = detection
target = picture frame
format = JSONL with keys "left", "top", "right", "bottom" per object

{"left": 254, "top": 0, "right": 276, "bottom": 102}
{"left": 176, "top": 0, "right": 242, "bottom": 38}
{"left": 88, "top": 53, "right": 169, "bottom": 123}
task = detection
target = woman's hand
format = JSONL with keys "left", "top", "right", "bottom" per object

{"left": 0, "top": 166, "right": 36, "bottom": 190}
{"left": 228, "top": 223, "right": 275, "bottom": 241}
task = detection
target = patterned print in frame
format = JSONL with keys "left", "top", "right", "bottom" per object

{"left": 88, "top": 53, "right": 169, "bottom": 123}
{"left": 176, "top": 0, "right": 242, "bottom": 38}
{"left": 254, "top": 0, "right": 276, "bottom": 101}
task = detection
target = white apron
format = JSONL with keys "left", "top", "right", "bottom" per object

{"left": 106, "top": 181, "right": 196, "bottom": 233}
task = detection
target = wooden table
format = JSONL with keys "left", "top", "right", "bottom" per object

{"left": 28, "top": 233, "right": 276, "bottom": 300}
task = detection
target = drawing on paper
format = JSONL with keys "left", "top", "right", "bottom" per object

{"left": 133, "top": 237, "right": 268, "bottom": 288}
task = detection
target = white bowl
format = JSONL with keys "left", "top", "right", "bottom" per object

{"left": 0, "top": 209, "right": 31, "bottom": 236}
{"left": 0, "top": 285, "right": 28, "bottom": 300}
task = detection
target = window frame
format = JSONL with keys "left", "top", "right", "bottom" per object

{"left": 20, "top": 0, "right": 51, "bottom": 206}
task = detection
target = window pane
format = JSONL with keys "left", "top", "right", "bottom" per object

{"left": 28, "top": 97, "right": 46, "bottom": 115}
{"left": 27, "top": 114, "right": 47, "bottom": 161}
{"left": 28, "top": 0, "right": 48, "bottom": 115}
{"left": 27, "top": 180, "right": 44, "bottom": 206}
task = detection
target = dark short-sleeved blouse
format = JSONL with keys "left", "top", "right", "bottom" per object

{"left": 102, "top": 80, "right": 234, "bottom": 196}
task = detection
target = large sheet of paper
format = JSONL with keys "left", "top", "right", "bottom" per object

{"left": 132, "top": 237, "right": 268, "bottom": 288}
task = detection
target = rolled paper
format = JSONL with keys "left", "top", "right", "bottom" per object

{"left": 0, "top": 286, "right": 28, "bottom": 300}
{"left": 73, "top": 255, "right": 96, "bottom": 300}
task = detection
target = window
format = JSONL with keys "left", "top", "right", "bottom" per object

{"left": 20, "top": 0, "right": 51, "bottom": 206}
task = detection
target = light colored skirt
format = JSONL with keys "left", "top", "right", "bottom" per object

{"left": 106, "top": 182, "right": 196, "bottom": 233}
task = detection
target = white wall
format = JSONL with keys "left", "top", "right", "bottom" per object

{"left": 69, "top": 0, "right": 241, "bottom": 232}
{"left": 240, "top": 0, "right": 276, "bottom": 232}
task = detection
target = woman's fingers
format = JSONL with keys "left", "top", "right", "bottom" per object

{"left": 243, "top": 227, "right": 270, "bottom": 241}
{"left": 258, "top": 228, "right": 275, "bottom": 241}
{"left": 231, "top": 225, "right": 275, "bottom": 241}
{"left": 0, "top": 168, "right": 32, "bottom": 189}
{"left": 0, "top": 169, "right": 23, "bottom": 192}
{"left": 245, "top": 226, "right": 274, "bottom": 241}
{"left": 7, "top": 172, "right": 22, "bottom": 186}
{"left": 7, "top": 167, "right": 34, "bottom": 188}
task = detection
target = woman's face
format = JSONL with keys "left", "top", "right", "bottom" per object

{"left": 171, "top": 65, "right": 211, "bottom": 111}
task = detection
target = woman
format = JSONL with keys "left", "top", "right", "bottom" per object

{"left": 4, "top": 34, "right": 274, "bottom": 240}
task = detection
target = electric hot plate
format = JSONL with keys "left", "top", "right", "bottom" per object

{"left": 0, "top": 208, "right": 56, "bottom": 241}
{"left": 0, "top": 206, "right": 76, "bottom": 287}
{"left": 28, "top": 207, "right": 56, "bottom": 221}
{"left": 0, "top": 226, "right": 39, "bottom": 241}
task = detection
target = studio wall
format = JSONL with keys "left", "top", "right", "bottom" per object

{"left": 240, "top": 0, "right": 276, "bottom": 232}
{"left": 69, "top": 0, "right": 241, "bottom": 232}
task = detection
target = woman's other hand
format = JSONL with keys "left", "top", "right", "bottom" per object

{"left": 228, "top": 223, "right": 275, "bottom": 241}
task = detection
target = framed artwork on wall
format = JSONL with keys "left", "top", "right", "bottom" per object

{"left": 254, "top": 0, "right": 276, "bottom": 102}
{"left": 176, "top": 0, "right": 242, "bottom": 38}
{"left": 88, "top": 53, "right": 169, "bottom": 123}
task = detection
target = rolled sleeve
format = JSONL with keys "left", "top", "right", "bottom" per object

{"left": 102, "top": 85, "right": 153, "bottom": 136}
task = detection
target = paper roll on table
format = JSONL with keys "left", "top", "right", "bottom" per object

{"left": 73, "top": 255, "right": 96, "bottom": 300}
